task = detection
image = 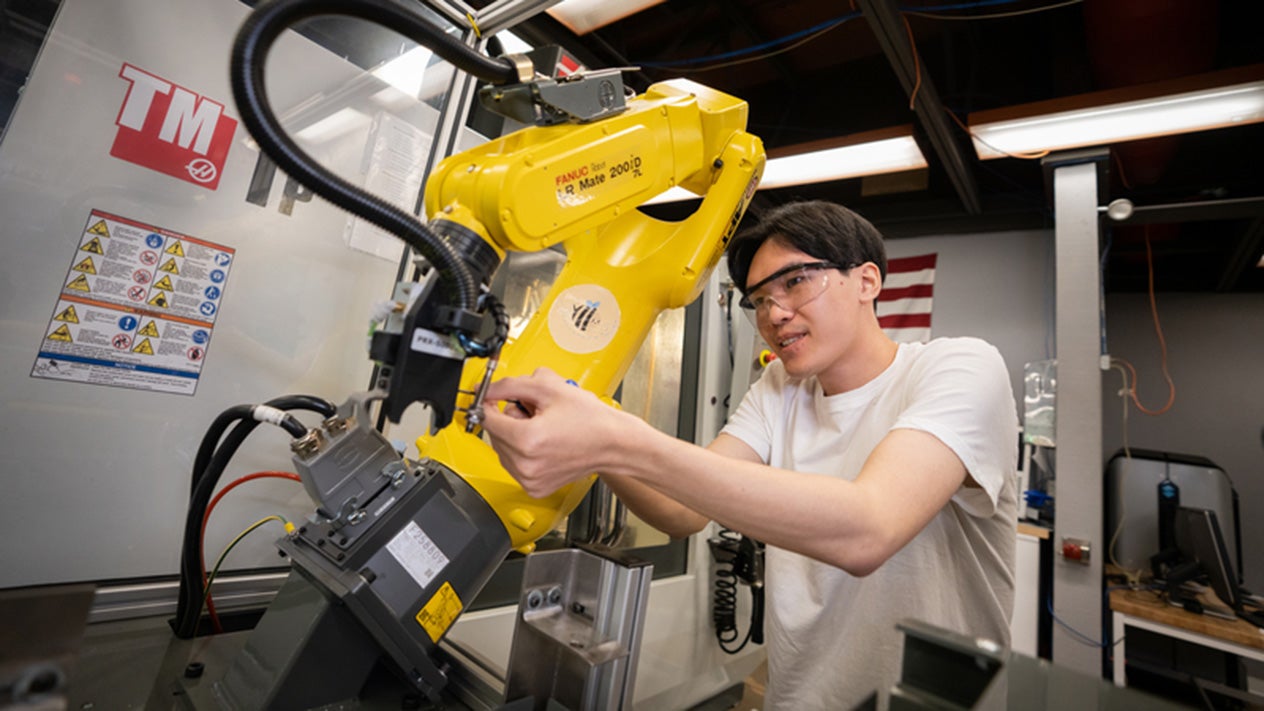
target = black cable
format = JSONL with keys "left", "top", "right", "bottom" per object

{"left": 457, "top": 295, "right": 509, "bottom": 358}
{"left": 229, "top": 0, "right": 519, "bottom": 312}
{"left": 174, "top": 395, "right": 335, "bottom": 638}
{"left": 190, "top": 405, "right": 254, "bottom": 495}
{"left": 712, "top": 529, "right": 754, "bottom": 654}
{"left": 190, "top": 396, "right": 334, "bottom": 495}
{"left": 277, "top": 413, "right": 308, "bottom": 439}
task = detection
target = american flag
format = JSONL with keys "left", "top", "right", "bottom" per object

{"left": 878, "top": 253, "right": 937, "bottom": 343}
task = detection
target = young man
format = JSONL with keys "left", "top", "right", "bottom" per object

{"left": 480, "top": 200, "right": 1018, "bottom": 709}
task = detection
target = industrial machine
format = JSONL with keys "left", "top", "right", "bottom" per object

{"left": 166, "top": 0, "right": 765, "bottom": 708}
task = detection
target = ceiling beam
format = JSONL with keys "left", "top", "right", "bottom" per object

{"left": 856, "top": 0, "right": 981, "bottom": 214}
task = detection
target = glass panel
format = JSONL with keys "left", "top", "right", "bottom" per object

{"left": 0, "top": 0, "right": 476, "bottom": 586}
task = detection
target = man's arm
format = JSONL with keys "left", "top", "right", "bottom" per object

{"left": 598, "top": 433, "right": 763, "bottom": 539}
{"left": 481, "top": 369, "right": 968, "bottom": 576}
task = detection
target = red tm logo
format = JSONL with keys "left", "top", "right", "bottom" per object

{"left": 110, "top": 64, "right": 237, "bottom": 190}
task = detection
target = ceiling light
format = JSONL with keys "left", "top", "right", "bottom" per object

{"left": 546, "top": 0, "right": 665, "bottom": 35}
{"left": 762, "top": 132, "right": 927, "bottom": 189}
{"left": 646, "top": 127, "right": 927, "bottom": 204}
{"left": 969, "top": 65, "right": 1264, "bottom": 159}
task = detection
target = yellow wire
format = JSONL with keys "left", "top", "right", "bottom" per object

{"left": 466, "top": 12, "right": 482, "bottom": 39}
{"left": 201, "top": 515, "right": 292, "bottom": 615}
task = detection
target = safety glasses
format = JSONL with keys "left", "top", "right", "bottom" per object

{"left": 738, "top": 261, "right": 855, "bottom": 315}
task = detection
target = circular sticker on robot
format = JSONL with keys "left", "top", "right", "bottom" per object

{"left": 547, "top": 284, "right": 620, "bottom": 354}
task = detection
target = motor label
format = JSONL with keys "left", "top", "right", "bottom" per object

{"left": 415, "top": 581, "right": 464, "bottom": 643}
{"left": 387, "top": 520, "right": 450, "bottom": 592}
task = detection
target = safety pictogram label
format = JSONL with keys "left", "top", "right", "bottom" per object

{"left": 54, "top": 305, "right": 79, "bottom": 324}
{"left": 33, "top": 209, "right": 235, "bottom": 396}
{"left": 66, "top": 274, "right": 91, "bottom": 292}
{"left": 415, "top": 582, "right": 463, "bottom": 643}
{"left": 47, "top": 324, "right": 73, "bottom": 342}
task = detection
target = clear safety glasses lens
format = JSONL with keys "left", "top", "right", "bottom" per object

{"left": 740, "top": 264, "right": 835, "bottom": 315}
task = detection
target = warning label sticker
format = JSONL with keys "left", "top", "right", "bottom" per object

{"left": 31, "top": 209, "right": 234, "bottom": 396}
{"left": 415, "top": 581, "right": 464, "bottom": 643}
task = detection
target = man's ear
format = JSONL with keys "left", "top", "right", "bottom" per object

{"left": 856, "top": 262, "right": 883, "bottom": 302}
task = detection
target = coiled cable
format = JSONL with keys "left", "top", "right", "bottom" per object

{"left": 711, "top": 528, "right": 758, "bottom": 654}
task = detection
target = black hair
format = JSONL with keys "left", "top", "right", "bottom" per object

{"left": 725, "top": 200, "right": 888, "bottom": 295}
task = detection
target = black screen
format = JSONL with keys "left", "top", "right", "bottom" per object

{"left": 1174, "top": 506, "right": 1239, "bottom": 610}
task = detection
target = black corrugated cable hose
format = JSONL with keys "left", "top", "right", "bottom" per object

{"left": 174, "top": 395, "right": 335, "bottom": 639}
{"left": 229, "top": 0, "right": 520, "bottom": 312}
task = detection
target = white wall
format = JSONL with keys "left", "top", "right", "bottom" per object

{"left": 885, "top": 228, "right": 1055, "bottom": 400}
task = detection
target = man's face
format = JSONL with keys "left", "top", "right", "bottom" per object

{"left": 745, "top": 239, "right": 857, "bottom": 382}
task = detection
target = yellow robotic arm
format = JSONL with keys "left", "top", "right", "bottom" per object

{"left": 216, "top": 3, "right": 764, "bottom": 704}
{"left": 419, "top": 79, "right": 765, "bottom": 553}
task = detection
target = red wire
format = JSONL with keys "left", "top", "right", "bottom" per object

{"left": 902, "top": 14, "right": 922, "bottom": 111}
{"left": 200, "top": 471, "right": 301, "bottom": 632}
{"left": 1113, "top": 230, "right": 1177, "bottom": 417}
{"left": 1131, "top": 229, "right": 1177, "bottom": 415}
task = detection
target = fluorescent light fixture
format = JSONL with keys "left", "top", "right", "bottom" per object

{"left": 646, "top": 127, "right": 927, "bottom": 204}
{"left": 547, "top": 0, "right": 665, "bottom": 35}
{"left": 762, "top": 135, "right": 926, "bottom": 189}
{"left": 969, "top": 65, "right": 1264, "bottom": 159}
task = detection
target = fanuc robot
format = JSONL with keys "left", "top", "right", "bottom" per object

{"left": 168, "top": 0, "right": 764, "bottom": 708}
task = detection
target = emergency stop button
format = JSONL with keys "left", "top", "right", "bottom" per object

{"left": 1060, "top": 537, "right": 1091, "bottom": 564}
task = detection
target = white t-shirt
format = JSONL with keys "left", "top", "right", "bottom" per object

{"left": 720, "top": 337, "right": 1018, "bottom": 710}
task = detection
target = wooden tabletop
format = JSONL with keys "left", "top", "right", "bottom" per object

{"left": 1016, "top": 521, "right": 1051, "bottom": 539}
{"left": 1110, "top": 587, "right": 1264, "bottom": 651}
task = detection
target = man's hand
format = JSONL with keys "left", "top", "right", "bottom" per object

{"left": 481, "top": 368, "right": 633, "bottom": 497}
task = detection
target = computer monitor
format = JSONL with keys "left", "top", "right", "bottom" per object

{"left": 1174, "top": 506, "right": 1241, "bottom": 611}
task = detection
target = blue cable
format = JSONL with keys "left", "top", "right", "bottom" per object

{"left": 1047, "top": 596, "right": 1109, "bottom": 648}
{"left": 636, "top": 13, "right": 859, "bottom": 67}
{"left": 1048, "top": 585, "right": 1153, "bottom": 648}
